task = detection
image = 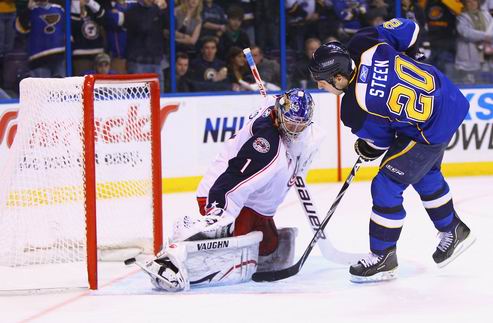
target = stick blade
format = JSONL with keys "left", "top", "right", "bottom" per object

{"left": 252, "top": 264, "right": 300, "bottom": 282}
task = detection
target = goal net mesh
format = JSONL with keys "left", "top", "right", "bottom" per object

{"left": 0, "top": 77, "right": 157, "bottom": 274}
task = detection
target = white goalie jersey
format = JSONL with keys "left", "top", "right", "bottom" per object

{"left": 138, "top": 92, "right": 325, "bottom": 292}
{"left": 197, "top": 100, "right": 325, "bottom": 220}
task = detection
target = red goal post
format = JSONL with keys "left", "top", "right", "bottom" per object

{"left": 84, "top": 74, "right": 163, "bottom": 289}
{"left": 0, "top": 74, "right": 163, "bottom": 291}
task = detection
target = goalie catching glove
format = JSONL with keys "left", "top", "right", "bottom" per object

{"left": 354, "top": 138, "right": 386, "bottom": 162}
{"left": 143, "top": 242, "right": 190, "bottom": 291}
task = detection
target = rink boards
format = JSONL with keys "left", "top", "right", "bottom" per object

{"left": 0, "top": 88, "right": 492, "bottom": 193}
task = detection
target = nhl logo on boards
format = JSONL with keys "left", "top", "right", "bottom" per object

{"left": 252, "top": 137, "right": 270, "bottom": 153}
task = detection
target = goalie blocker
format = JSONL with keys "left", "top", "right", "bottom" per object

{"left": 138, "top": 228, "right": 297, "bottom": 292}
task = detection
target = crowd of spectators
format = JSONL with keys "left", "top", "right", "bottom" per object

{"left": 2, "top": 0, "right": 493, "bottom": 98}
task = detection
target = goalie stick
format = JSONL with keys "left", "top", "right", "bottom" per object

{"left": 252, "top": 157, "right": 363, "bottom": 282}
{"left": 243, "top": 47, "right": 363, "bottom": 266}
{"left": 125, "top": 257, "right": 188, "bottom": 290}
{"left": 124, "top": 257, "right": 160, "bottom": 279}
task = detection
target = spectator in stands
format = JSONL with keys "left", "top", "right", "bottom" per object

{"left": 189, "top": 36, "right": 231, "bottom": 91}
{"left": 175, "top": 0, "right": 202, "bottom": 58}
{"left": 389, "top": 0, "right": 426, "bottom": 29}
{"left": 367, "top": 0, "right": 388, "bottom": 19}
{"left": 316, "top": 0, "right": 340, "bottom": 42}
{"left": 0, "top": 0, "right": 16, "bottom": 85}
{"left": 365, "top": 0, "right": 388, "bottom": 26}
{"left": 365, "top": 7, "right": 386, "bottom": 26}
{"left": 218, "top": 5, "right": 250, "bottom": 60}
{"left": 124, "top": 0, "right": 168, "bottom": 90}
{"left": 289, "top": 37, "right": 320, "bottom": 89}
{"left": 285, "top": 0, "right": 322, "bottom": 56}
{"left": 236, "top": 0, "right": 256, "bottom": 44}
{"left": 15, "top": 0, "right": 66, "bottom": 77}
{"left": 94, "top": 52, "right": 112, "bottom": 74}
{"left": 200, "top": 0, "right": 227, "bottom": 41}
{"left": 455, "top": 0, "right": 493, "bottom": 84}
{"left": 166, "top": 51, "right": 194, "bottom": 92}
{"left": 483, "top": 0, "right": 493, "bottom": 15}
{"left": 71, "top": 0, "right": 106, "bottom": 76}
{"left": 226, "top": 46, "right": 251, "bottom": 91}
{"left": 81, "top": 52, "right": 117, "bottom": 74}
{"left": 332, "top": 0, "right": 368, "bottom": 42}
{"left": 251, "top": 45, "right": 281, "bottom": 88}
{"left": 175, "top": 52, "right": 194, "bottom": 92}
{"left": 254, "top": 0, "right": 279, "bottom": 52}
{"left": 216, "top": 0, "right": 255, "bottom": 43}
{"left": 103, "top": 0, "right": 139, "bottom": 74}
{"left": 423, "top": 0, "right": 457, "bottom": 76}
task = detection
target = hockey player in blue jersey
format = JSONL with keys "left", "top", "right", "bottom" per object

{"left": 309, "top": 18, "right": 476, "bottom": 283}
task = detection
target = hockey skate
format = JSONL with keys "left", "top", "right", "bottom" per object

{"left": 433, "top": 219, "right": 476, "bottom": 268}
{"left": 349, "top": 248, "right": 398, "bottom": 283}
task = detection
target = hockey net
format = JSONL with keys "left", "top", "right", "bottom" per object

{"left": 0, "top": 75, "right": 162, "bottom": 290}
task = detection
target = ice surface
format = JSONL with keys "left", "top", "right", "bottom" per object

{"left": 1, "top": 176, "right": 492, "bottom": 323}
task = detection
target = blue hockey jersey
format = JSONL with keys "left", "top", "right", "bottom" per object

{"left": 15, "top": 3, "right": 65, "bottom": 61}
{"left": 342, "top": 18, "right": 469, "bottom": 148}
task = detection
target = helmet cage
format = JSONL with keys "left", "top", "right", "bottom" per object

{"left": 275, "top": 89, "right": 314, "bottom": 139}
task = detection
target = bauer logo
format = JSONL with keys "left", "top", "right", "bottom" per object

{"left": 295, "top": 176, "right": 327, "bottom": 239}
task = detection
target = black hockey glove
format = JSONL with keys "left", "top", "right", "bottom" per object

{"left": 354, "top": 139, "right": 386, "bottom": 162}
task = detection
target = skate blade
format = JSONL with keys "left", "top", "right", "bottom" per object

{"left": 437, "top": 233, "right": 477, "bottom": 269}
{"left": 350, "top": 268, "right": 398, "bottom": 284}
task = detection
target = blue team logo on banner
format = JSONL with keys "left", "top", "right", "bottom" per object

{"left": 359, "top": 65, "right": 369, "bottom": 83}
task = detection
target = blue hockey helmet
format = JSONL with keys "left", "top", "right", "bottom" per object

{"left": 309, "top": 41, "right": 354, "bottom": 84}
{"left": 275, "top": 88, "right": 314, "bottom": 139}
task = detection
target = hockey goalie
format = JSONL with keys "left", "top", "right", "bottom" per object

{"left": 137, "top": 88, "right": 324, "bottom": 291}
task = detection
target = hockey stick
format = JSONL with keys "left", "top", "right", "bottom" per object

{"left": 125, "top": 257, "right": 190, "bottom": 290}
{"left": 243, "top": 47, "right": 363, "bottom": 265}
{"left": 293, "top": 174, "right": 366, "bottom": 265}
{"left": 252, "top": 157, "right": 363, "bottom": 282}
{"left": 125, "top": 257, "right": 158, "bottom": 278}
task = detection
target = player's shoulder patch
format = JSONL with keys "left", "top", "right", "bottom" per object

{"left": 359, "top": 65, "right": 369, "bottom": 83}
{"left": 249, "top": 106, "right": 273, "bottom": 120}
{"left": 263, "top": 107, "right": 273, "bottom": 117}
{"left": 252, "top": 137, "right": 270, "bottom": 153}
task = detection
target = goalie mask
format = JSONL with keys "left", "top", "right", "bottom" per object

{"left": 275, "top": 88, "right": 314, "bottom": 139}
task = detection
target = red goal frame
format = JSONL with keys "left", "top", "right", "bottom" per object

{"left": 83, "top": 74, "right": 163, "bottom": 289}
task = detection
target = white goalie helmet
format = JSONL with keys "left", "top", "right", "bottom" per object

{"left": 275, "top": 88, "right": 314, "bottom": 140}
